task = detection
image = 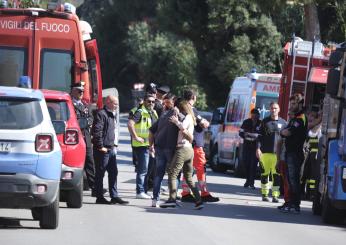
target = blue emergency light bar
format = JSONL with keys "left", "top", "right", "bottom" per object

{"left": 18, "top": 76, "right": 32, "bottom": 88}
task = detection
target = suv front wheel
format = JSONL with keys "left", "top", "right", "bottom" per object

{"left": 209, "top": 145, "right": 227, "bottom": 173}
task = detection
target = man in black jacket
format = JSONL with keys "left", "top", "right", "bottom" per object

{"left": 239, "top": 108, "right": 261, "bottom": 189}
{"left": 93, "top": 95, "right": 129, "bottom": 205}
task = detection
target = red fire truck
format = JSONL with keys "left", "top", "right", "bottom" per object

{"left": 0, "top": 0, "right": 103, "bottom": 107}
{"left": 278, "top": 36, "right": 331, "bottom": 118}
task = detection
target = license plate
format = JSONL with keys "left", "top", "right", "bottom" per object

{"left": 343, "top": 168, "right": 346, "bottom": 180}
{"left": 0, "top": 142, "right": 11, "bottom": 152}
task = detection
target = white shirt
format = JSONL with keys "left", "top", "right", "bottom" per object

{"left": 177, "top": 114, "right": 194, "bottom": 148}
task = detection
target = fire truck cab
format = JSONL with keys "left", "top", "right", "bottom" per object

{"left": 0, "top": 1, "right": 103, "bottom": 107}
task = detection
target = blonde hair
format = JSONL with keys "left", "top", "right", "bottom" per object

{"left": 178, "top": 100, "right": 196, "bottom": 125}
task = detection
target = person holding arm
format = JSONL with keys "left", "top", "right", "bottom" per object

{"left": 160, "top": 100, "right": 204, "bottom": 210}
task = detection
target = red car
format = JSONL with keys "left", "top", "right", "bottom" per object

{"left": 42, "top": 90, "right": 86, "bottom": 208}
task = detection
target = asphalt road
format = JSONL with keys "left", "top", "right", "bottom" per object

{"left": 0, "top": 115, "right": 345, "bottom": 245}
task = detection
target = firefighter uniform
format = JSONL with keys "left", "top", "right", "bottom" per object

{"left": 282, "top": 112, "right": 308, "bottom": 208}
{"left": 257, "top": 116, "right": 287, "bottom": 201}
{"left": 301, "top": 125, "right": 321, "bottom": 200}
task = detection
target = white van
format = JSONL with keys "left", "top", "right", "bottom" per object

{"left": 209, "top": 73, "right": 281, "bottom": 176}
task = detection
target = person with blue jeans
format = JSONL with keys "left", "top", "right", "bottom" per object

{"left": 149, "top": 93, "right": 179, "bottom": 207}
{"left": 128, "top": 93, "right": 158, "bottom": 199}
{"left": 93, "top": 95, "right": 129, "bottom": 205}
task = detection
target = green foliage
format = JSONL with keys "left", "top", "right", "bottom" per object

{"left": 125, "top": 22, "right": 208, "bottom": 109}
{"left": 77, "top": 0, "right": 346, "bottom": 110}
{"left": 157, "top": 0, "right": 282, "bottom": 106}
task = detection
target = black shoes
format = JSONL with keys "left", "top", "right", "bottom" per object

{"left": 95, "top": 197, "right": 111, "bottom": 204}
{"left": 181, "top": 194, "right": 196, "bottom": 203}
{"left": 110, "top": 197, "right": 129, "bottom": 205}
{"left": 262, "top": 195, "right": 270, "bottom": 202}
{"left": 280, "top": 204, "right": 300, "bottom": 214}
{"left": 160, "top": 200, "right": 177, "bottom": 208}
{"left": 194, "top": 201, "right": 204, "bottom": 210}
{"left": 91, "top": 188, "right": 108, "bottom": 197}
{"left": 202, "top": 194, "right": 220, "bottom": 203}
{"left": 272, "top": 197, "right": 279, "bottom": 203}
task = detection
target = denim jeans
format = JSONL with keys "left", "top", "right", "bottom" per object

{"left": 94, "top": 148, "right": 118, "bottom": 198}
{"left": 152, "top": 148, "right": 175, "bottom": 200}
{"left": 286, "top": 152, "right": 304, "bottom": 206}
{"left": 133, "top": 146, "right": 149, "bottom": 194}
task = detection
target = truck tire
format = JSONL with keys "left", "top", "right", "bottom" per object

{"left": 209, "top": 145, "right": 227, "bottom": 173}
{"left": 66, "top": 179, "right": 83, "bottom": 209}
{"left": 321, "top": 191, "right": 343, "bottom": 224}
{"left": 39, "top": 193, "right": 59, "bottom": 229}
{"left": 31, "top": 207, "right": 42, "bottom": 220}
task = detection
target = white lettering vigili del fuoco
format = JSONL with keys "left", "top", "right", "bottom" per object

{"left": 0, "top": 20, "right": 70, "bottom": 33}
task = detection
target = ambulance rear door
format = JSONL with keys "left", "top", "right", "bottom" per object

{"left": 218, "top": 77, "right": 252, "bottom": 165}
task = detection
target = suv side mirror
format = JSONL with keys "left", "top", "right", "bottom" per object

{"left": 52, "top": 120, "right": 66, "bottom": 134}
{"left": 78, "top": 118, "right": 88, "bottom": 129}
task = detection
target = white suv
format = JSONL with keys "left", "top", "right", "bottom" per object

{"left": 0, "top": 86, "right": 62, "bottom": 229}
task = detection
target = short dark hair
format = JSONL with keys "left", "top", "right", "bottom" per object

{"left": 289, "top": 93, "right": 304, "bottom": 104}
{"left": 144, "top": 93, "right": 155, "bottom": 101}
{"left": 174, "top": 97, "right": 183, "bottom": 107}
{"left": 269, "top": 101, "right": 279, "bottom": 107}
{"left": 183, "top": 89, "right": 196, "bottom": 100}
{"left": 163, "top": 92, "right": 175, "bottom": 101}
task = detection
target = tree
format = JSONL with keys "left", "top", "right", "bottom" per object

{"left": 125, "top": 22, "right": 208, "bottom": 109}
{"left": 157, "top": 0, "right": 282, "bottom": 106}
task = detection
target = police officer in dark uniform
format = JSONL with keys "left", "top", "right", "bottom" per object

{"left": 239, "top": 108, "right": 261, "bottom": 189}
{"left": 281, "top": 93, "right": 308, "bottom": 213}
{"left": 71, "top": 82, "right": 95, "bottom": 194}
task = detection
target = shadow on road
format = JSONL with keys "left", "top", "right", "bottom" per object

{"left": 143, "top": 202, "right": 346, "bottom": 227}
{"left": 0, "top": 217, "right": 40, "bottom": 230}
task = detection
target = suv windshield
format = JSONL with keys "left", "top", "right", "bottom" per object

{"left": 0, "top": 98, "right": 43, "bottom": 129}
{"left": 46, "top": 101, "right": 70, "bottom": 121}
{"left": 0, "top": 47, "right": 27, "bottom": 87}
{"left": 40, "top": 49, "right": 73, "bottom": 92}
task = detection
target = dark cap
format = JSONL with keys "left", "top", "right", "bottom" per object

{"left": 251, "top": 108, "right": 260, "bottom": 115}
{"left": 71, "top": 82, "right": 85, "bottom": 91}
{"left": 146, "top": 83, "right": 157, "bottom": 94}
{"left": 157, "top": 85, "right": 170, "bottom": 94}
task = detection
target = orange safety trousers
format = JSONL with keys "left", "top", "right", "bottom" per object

{"left": 181, "top": 146, "right": 209, "bottom": 197}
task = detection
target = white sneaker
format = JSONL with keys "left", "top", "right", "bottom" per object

{"left": 136, "top": 192, "right": 152, "bottom": 199}
{"left": 151, "top": 199, "right": 159, "bottom": 207}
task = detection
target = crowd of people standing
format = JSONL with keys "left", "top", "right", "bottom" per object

{"left": 240, "top": 93, "right": 322, "bottom": 214}
{"left": 71, "top": 80, "right": 321, "bottom": 214}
